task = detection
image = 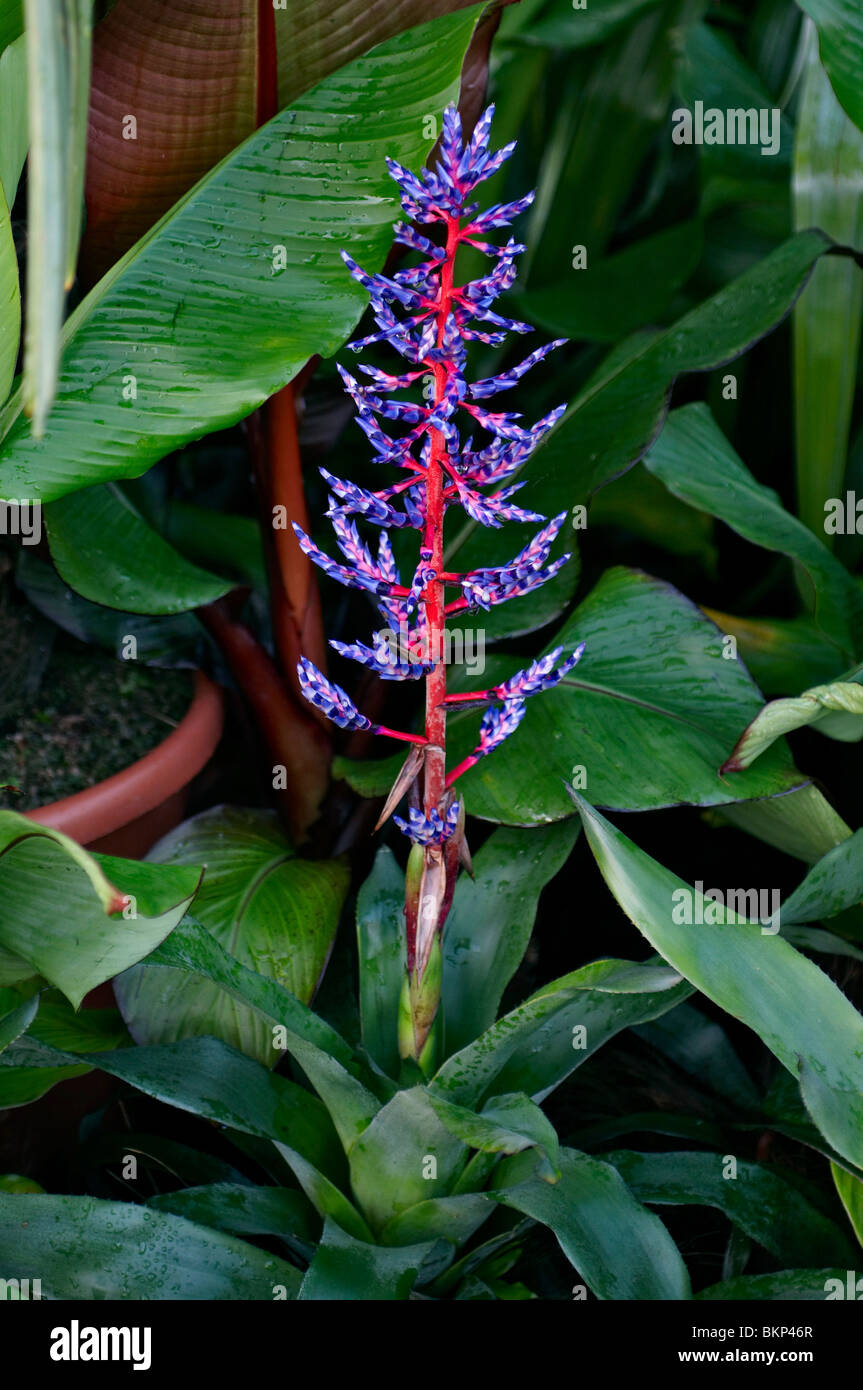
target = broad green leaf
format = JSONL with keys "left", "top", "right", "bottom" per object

{"left": 143, "top": 917, "right": 359, "bottom": 1071}
{"left": 0, "top": 812, "right": 200, "bottom": 1007}
{"left": 2, "top": 1031, "right": 344, "bottom": 1181}
{"left": 697, "top": 1268, "right": 845, "bottom": 1300}
{"left": 348, "top": 1088, "right": 468, "bottom": 1234}
{"left": 513, "top": 221, "right": 703, "bottom": 343}
{"left": 356, "top": 845, "right": 406, "bottom": 1079}
{"left": 147, "top": 1182, "right": 319, "bottom": 1252}
{"left": 441, "top": 820, "right": 578, "bottom": 1054}
{"left": 0, "top": 1, "right": 21, "bottom": 54}
{"left": 0, "top": 8, "right": 482, "bottom": 501}
{"left": 493, "top": 1147, "right": 691, "bottom": 1300}
{"left": 793, "top": 26, "right": 863, "bottom": 539}
{"left": 796, "top": 0, "right": 863, "bottom": 136}
{"left": 591, "top": 461, "right": 717, "bottom": 567}
{"left": 114, "top": 807, "right": 349, "bottom": 1066}
{"left": 698, "top": 610, "right": 845, "bottom": 696}
{"left": 45, "top": 483, "right": 232, "bottom": 614}
{"left": 605, "top": 1149, "right": 854, "bottom": 1266}
{"left": 271, "top": 1140, "right": 373, "bottom": 1242}
{"left": 723, "top": 672, "right": 863, "bottom": 772}
{"left": 644, "top": 403, "right": 863, "bottom": 662}
{"left": 831, "top": 1162, "right": 863, "bottom": 1245}
{"left": 0, "top": 992, "right": 37, "bottom": 1052}
{"left": 521, "top": 230, "right": 832, "bottom": 518}
{"left": 0, "top": 992, "right": 129, "bottom": 1108}
{"left": 428, "top": 1092, "right": 560, "bottom": 1181}
{"left": 0, "top": 1192, "right": 301, "bottom": 1298}
{"left": 447, "top": 567, "right": 806, "bottom": 824}
{"left": 432, "top": 957, "right": 691, "bottom": 1107}
{"left": 780, "top": 829, "right": 863, "bottom": 924}
{"left": 298, "top": 1216, "right": 433, "bottom": 1301}
{"left": 380, "top": 1192, "right": 493, "bottom": 1249}
{"left": 573, "top": 795, "right": 863, "bottom": 1168}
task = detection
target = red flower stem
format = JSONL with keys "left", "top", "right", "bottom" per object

{"left": 373, "top": 726, "right": 428, "bottom": 746}
{"left": 445, "top": 754, "right": 479, "bottom": 788}
{"left": 422, "top": 213, "right": 460, "bottom": 817}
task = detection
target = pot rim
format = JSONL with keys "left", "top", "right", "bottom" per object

{"left": 23, "top": 670, "right": 224, "bottom": 844}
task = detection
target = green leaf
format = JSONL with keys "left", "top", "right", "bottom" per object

{"left": 147, "top": 1182, "right": 319, "bottom": 1252}
{"left": 0, "top": 1192, "right": 302, "bottom": 1298}
{"left": 604, "top": 1149, "right": 854, "bottom": 1266}
{"left": 0, "top": 32, "right": 28, "bottom": 211}
{"left": 114, "top": 807, "right": 349, "bottom": 1066}
{"left": 447, "top": 567, "right": 806, "bottom": 824}
{"left": 379, "top": 1192, "right": 493, "bottom": 1249}
{"left": 644, "top": 403, "right": 863, "bottom": 663}
{"left": 780, "top": 830, "right": 863, "bottom": 924}
{"left": 356, "top": 845, "right": 406, "bottom": 1079}
{"left": 514, "top": 221, "right": 703, "bottom": 343}
{"left": 298, "top": 1217, "right": 433, "bottom": 1300}
{"left": 429, "top": 1092, "right": 560, "bottom": 1181}
{"left": 347, "top": 1088, "right": 468, "bottom": 1234}
{"left": 573, "top": 795, "right": 863, "bottom": 1168}
{"left": 796, "top": 0, "right": 863, "bottom": 136}
{"left": 441, "top": 820, "right": 578, "bottom": 1054}
{"left": 723, "top": 672, "right": 863, "bottom": 772}
{"left": 831, "top": 1162, "right": 863, "bottom": 1245}
{"left": 0, "top": 992, "right": 38, "bottom": 1052}
{"left": 793, "top": 27, "right": 863, "bottom": 538}
{"left": 0, "top": 8, "right": 483, "bottom": 501}
{"left": 505, "top": 0, "right": 666, "bottom": 50}
{"left": 521, "top": 230, "right": 832, "bottom": 518}
{"left": 45, "top": 483, "right": 232, "bottom": 614}
{"left": 431, "top": 957, "right": 691, "bottom": 1107}
{"left": 0, "top": 812, "right": 199, "bottom": 1007}
{"left": 493, "top": 1147, "right": 691, "bottom": 1300}
{"left": 143, "top": 917, "right": 358, "bottom": 1069}
{"left": 699, "top": 611, "right": 846, "bottom": 697}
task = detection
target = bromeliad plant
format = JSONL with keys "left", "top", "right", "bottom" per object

{"left": 293, "top": 104, "right": 583, "bottom": 1063}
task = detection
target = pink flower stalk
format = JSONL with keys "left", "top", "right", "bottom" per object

{"left": 294, "top": 103, "right": 583, "bottom": 1061}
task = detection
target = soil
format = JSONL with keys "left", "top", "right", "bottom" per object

{"left": 0, "top": 617, "right": 192, "bottom": 811}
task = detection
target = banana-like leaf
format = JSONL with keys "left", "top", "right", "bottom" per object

{"left": 114, "top": 807, "right": 349, "bottom": 1066}
{"left": 45, "top": 483, "right": 232, "bottom": 613}
{"left": 298, "top": 1216, "right": 434, "bottom": 1300}
{"left": 0, "top": 992, "right": 37, "bottom": 1052}
{"left": 0, "top": 1192, "right": 302, "bottom": 1298}
{"left": 722, "top": 671, "right": 863, "bottom": 772}
{"left": 644, "top": 403, "right": 863, "bottom": 663}
{"left": 0, "top": 8, "right": 482, "bottom": 501}
{"left": 0, "top": 993, "right": 129, "bottom": 1108}
{"left": 573, "top": 794, "right": 863, "bottom": 1169}
{"left": 431, "top": 957, "right": 691, "bottom": 1107}
{"left": 793, "top": 25, "right": 863, "bottom": 539}
{"left": 0, "top": 31, "right": 27, "bottom": 209}
{"left": 441, "top": 820, "right": 578, "bottom": 1055}
{"left": 493, "top": 1147, "right": 691, "bottom": 1300}
{"left": 605, "top": 1148, "right": 855, "bottom": 1266}
{"left": 0, "top": 812, "right": 199, "bottom": 1007}
{"left": 446, "top": 566, "right": 807, "bottom": 824}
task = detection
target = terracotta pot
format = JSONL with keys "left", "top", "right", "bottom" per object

{"left": 23, "top": 671, "right": 224, "bottom": 857}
